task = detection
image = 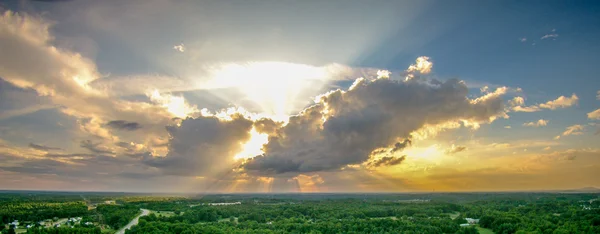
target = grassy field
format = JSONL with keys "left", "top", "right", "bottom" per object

{"left": 151, "top": 210, "right": 176, "bottom": 217}
{"left": 101, "top": 228, "right": 116, "bottom": 233}
{"left": 372, "top": 216, "right": 399, "bottom": 220}
{"left": 218, "top": 217, "right": 239, "bottom": 223}
{"left": 449, "top": 212, "right": 460, "bottom": 219}
{"left": 15, "top": 228, "right": 27, "bottom": 234}
{"left": 476, "top": 226, "right": 495, "bottom": 234}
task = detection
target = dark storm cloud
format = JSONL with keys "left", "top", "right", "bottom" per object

{"left": 80, "top": 140, "right": 114, "bottom": 154}
{"left": 390, "top": 139, "right": 412, "bottom": 153}
{"left": 29, "top": 143, "right": 62, "bottom": 151}
{"left": 0, "top": 159, "right": 71, "bottom": 175}
{"left": 367, "top": 155, "right": 407, "bottom": 168}
{"left": 142, "top": 114, "right": 253, "bottom": 176}
{"left": 254, "top": 118, "right": 283, "bottom": 135}
{"left": 105, "top": 120, "right": 142, "bottom": 131}
{"left": 242, "top": 77, "right": 506, "bottom": 175}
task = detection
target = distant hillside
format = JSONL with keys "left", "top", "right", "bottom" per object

{"left": 560, "top": 187, "right": 600, "bottom": 193}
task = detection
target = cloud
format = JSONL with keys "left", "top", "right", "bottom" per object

{"left": 367, "top": 155, "right": 406, "bottom": 168}
{"left": 80, "top": 140, "right": 114, "bottom": 154}
{"left": 597, "top": 90, "right": 600, "bottom": 100}
{"left": 0, "top": 10, "right": 187, "bottom": 158}
{"left": 523, "top": 119, "right": 548, "bottom": 127}
{"left": 541, "top": 34, "right": 558, "bottom": 40}
{"left": 508, "top": 97, "right": 524, "bottom": 106}
{"left": 520, "top": 37, "right": 527, "bottom": 42}
{"left": 510, "top": 94, "right": 578, "bottom": 112}
{"left": 28, "top": 143, "right": 61, "bottom": 151}
{"left": 504, "top": 126, "right": 511, "bottom": 129}
{"left": 538, "top": 94, "right": 578, "bottom": 109}
{"left": 173, "top": 43, "right": 185, "bottom": 52}
{"left": 445, "top": 144, "right": 467, "bottom": 154}
{"left": 242, "top": 67, "right": 507, "bottom": 175}
{"left": 588, "top": 109, "right": 600, "bottom": 120}
{"left": 535, "top": 149, "right": 591, "bottom": 162}
{"left": 562, "top": 125, "right": 584, "bottom": 136}
{"left": 105, "top": 120, "right": 142, "bottom": 131}
{"left": 143, "top": 114, "right": 253, "bottom": 176}
{"left": 508, "top": 97, "right": 540, "bottom": 112}
{"left": 406, "top": 56, "right": 433, "bottom": 75}
{"left": 376, "top": 70, "right": 391, "bottom": 79}
{"left": 0, "top": 78, "right": 58, "bottom": 120}
{"left": 512, "top": 105, "right": 541, "bottom": 112}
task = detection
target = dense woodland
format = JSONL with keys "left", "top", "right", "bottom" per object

{"left": 0, "top": 192, "right": 598, "bottom": 234}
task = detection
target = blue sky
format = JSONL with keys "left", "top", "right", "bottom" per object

{"left": 0, "top": 0, "right": 599, "bottom": 192}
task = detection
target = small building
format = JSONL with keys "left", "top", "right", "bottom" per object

{"left": 208, "top": 202, "right": 242, "bottom": 206}
{"left": 465, "top": 218, "right": 480, "bottom": 224}
{"left": 460, "top": 223, "right": 470, "bottom": 227}
{"left": 9, "top": 220, "right": 19, "bottom": 227}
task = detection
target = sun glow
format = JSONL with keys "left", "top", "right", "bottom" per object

{"left": 204, "top": 61, "right": 343, "bottom": 121}
{"left": 149, "top": 90, "right": 198, "bottom": 118}
{"left": 234, "top": 128, "right": 269, "bottom": 160}
{"left": 402, "top": 145, "right": 443, "bottom": 161}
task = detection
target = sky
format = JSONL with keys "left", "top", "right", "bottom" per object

{"left": 0, "top": 0, "right": 599, "bottom": 193}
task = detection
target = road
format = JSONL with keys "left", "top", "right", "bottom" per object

{"left": 115, "top": 209, "right": 150, "bottom": 234}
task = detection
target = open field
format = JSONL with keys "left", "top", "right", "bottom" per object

{"left": 150, "top": 210, "right": 176, "bottom": 218}
{"left": 476, "top": 226, "right": 495, "bottom": 234}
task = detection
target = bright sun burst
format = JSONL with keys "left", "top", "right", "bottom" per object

{"left": 206, "top": 61, "right": 341, "bottom": 160}
{"left": 402, "top": 144, "right": 443, "bottom": 161}
{"left": 205, "top": 61, "right": 339, "bottom": 121}
{"left": 234, "top": 128, "right": 269, "bottom": 160}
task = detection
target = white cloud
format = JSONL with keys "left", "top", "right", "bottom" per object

{"left": 538, "top": 94, "right": 578, "bottom": 110}
{"left": 588, "top": 109, "right": 600, "bottom": 120}
{"left": 511, "top": 94, "right": 578, "bottom": 112}
{"left": 554, "top": 135, "right": 561, "bottom": 140}
{"left": 520, "top": 37, "right": 527, "bottom": 42}
{"left": 541, "top": 34, "right": 558, "bottom": 40}
{"left": 512, "top": 105, "right": 541, "bottom": 112}
{"left": 376, "top": 70, "right": 391, "bottom": 79}
{"left": 509, "top": 96, "right": 525, "bottom": 106}
{"left": 173, "top": 43, "right": 185, "bottom": 52}
{"left": 597, "top": 90, "right": 600, "bottom": 100}
{"left": 562, "top": 125, "right": 584, "bottom": 136}
{"left": 406, "top": 56, "right": 433, "bottom": 75}
{"left": 504, "top": 126, "right": 511, "bottom": 129}
{"left": 523, "top": 119, "right": 548, "bottom": 127}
